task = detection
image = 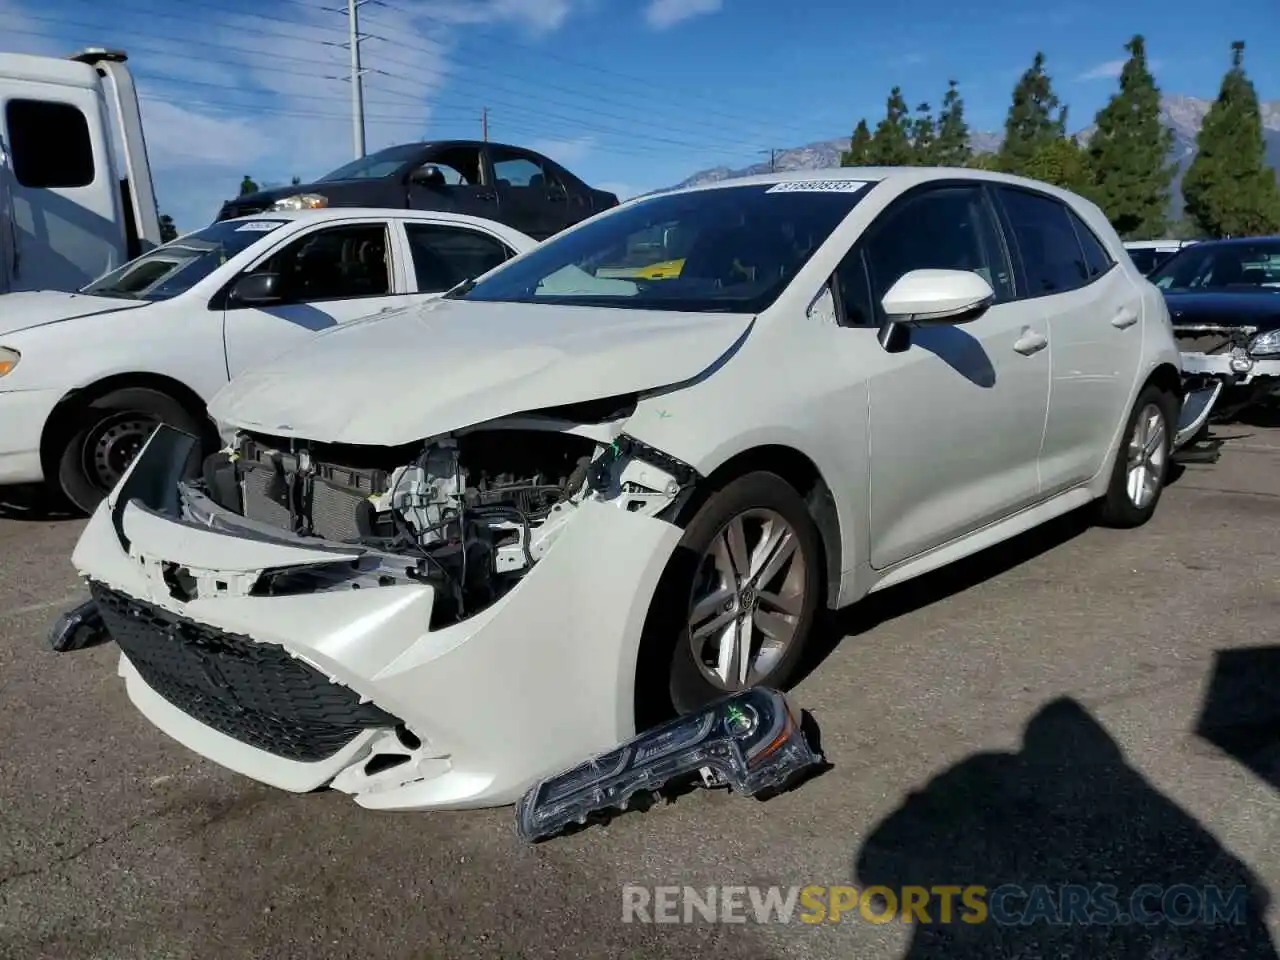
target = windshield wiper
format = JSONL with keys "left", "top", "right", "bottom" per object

{"left": 443, "top": 278, "right": 476, "bottom": 299}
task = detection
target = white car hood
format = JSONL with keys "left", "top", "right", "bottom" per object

{"left": 0, "top": 290, "right": 146, "bottom": 337}
{"left": 209, "top": 297, "right": 754, "bottom": 446}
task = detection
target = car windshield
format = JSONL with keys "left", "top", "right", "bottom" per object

{"left": 79, "top": 219, "right": 288, "bottom": 301}
{"left": 456, "top": 181, "right": 876, "bottom": 314}
{"left": 317, "top": 143, "right": 424, "bottom": 182}
{"left": 1149, "top": 240, "right": 1280, "bottom": 291}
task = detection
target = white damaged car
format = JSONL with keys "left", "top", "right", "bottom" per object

{"left": 59, "top": 168, "right": 1219, "bottom": 810}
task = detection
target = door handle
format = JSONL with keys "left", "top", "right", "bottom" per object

{"left": 1013, "top": 328, "right": 1048, "bottom": 356}
{"left": 1111, "top": 307, "right": 1139, "bottom": 329}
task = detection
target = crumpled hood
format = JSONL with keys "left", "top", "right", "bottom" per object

{"left": 0, "top": 291, "right": 146, "bottom": 338}
{"left": 1164, "top": 290, "right": 1280, "bottom": 332}
{"left": 209, "top": 297, "right": 754, "bottom": 446}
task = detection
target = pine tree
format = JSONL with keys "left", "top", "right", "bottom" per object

{"left": 934, "top": 80, "right": 972, "bottom": 167}
{"left": 866, "top": 87, "right": 914, "bottom": 166}
{"left": 158, "top": 213, "right": 177, "bottom": 242}
{"left": 965, "top": 153, "right": 1002, "bottom": 171}
{"left": 841, "top": 119, "right": 873, "bottom": 166}
{"left": 999, "top": 52, "right": 1069, "bottom": 175}
{"left": 1085, "top": 35, "right": 1175, "bottom": 239}
{"left": 1182, "top": 41, "right": 1280, "bottom": 238}
{"left": 910, "top": 103, "right": 937, "bottom": 165}
{"left": 239, "top": 175, "right": 259, "bottom": 196}
{"left": 1024, "top": 138, "right": 1091, "bottom": 193}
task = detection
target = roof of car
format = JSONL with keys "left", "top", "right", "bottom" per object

{"left": 1123, "top": 239, "right": 1196, "bottom": 249}
{"left": 220, "top": 208, "right": 504, "bottom": 226}
{"left": 1172, "top": 235, "right": 1280, "bottom": 246}
{"left": 649, "top": 165, "right": 1101, "bottom": 204}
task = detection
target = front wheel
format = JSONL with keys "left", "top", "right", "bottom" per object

{"left": 1094, "top": 384, "right": 1178, "bottom": 528}
{"left": 55, "top": 388, "right": 204, "bottom": 515}
{"left": 636, "top": 471, "right": 823, "bottom": 728}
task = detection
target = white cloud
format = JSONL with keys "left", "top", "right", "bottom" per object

{"left": 1077, "top": 60, "right": 1126, "bottom": 81}
{"left": 526, "top": 135, "right": 596, "bottom": 166}
{"left": 595, "top": 181, "right": 644, "bottom": 201}
{"left": 1075, "top": 57, "right": 1165, "bottom": 83}
{"left": 0, "top": 0, "right": 591, "bottom": 229}
{"left": 644, "top": 0, "right": 723, "bottom": 30}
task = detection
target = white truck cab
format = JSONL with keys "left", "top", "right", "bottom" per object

{"left": 0, "top": 47, "right": 160, "bottom": 293}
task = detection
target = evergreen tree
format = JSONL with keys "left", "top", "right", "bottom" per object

{"left": 239, "top": 175, "right": 259, "bottom": 196}
{"left": 965, "top": 153, "right": 1002, "bottom": 171}
{"left": 866, "top": 87, "right": 914, "bottom": 166}
{"left": 999, "top": 52, "right": 1069, "bottom": 174}
{"left": 291, "top": 175, "right": 302, "bottom": 185}
{"left": 1182, "top": 41, "right": 1280, "bottom": 238}
{"left": 934, "top": 80, "right": 972, "bottom": 167}
{"left": 1024, "top": 138, "right": 1091, "bottom": 192}
{"left": 158, "top": 213, "right": 177, "bottom": 242}
{"left": 1085, "top": 35, "right": 1175, "bottom": 239}
{"left": 841, "top": 119, "right": 873, "bottom": 166}
{"left": 910, "top": 103, "right": 937, "bottom": 165}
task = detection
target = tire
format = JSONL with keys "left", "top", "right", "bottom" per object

{"left": 635, "top": 471, "right": 824, "bottom": 728}
{"left": 1094, "top": 383, "right": 1178, "bottom": 529}
{"left": 55, "top": 387, "right": 204, "bottom": 515}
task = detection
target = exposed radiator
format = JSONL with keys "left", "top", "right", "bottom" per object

{"left": 238, "top": 443, "right": 386, "bottom": 543}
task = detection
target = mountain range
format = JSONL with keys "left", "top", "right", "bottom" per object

{"left": 670, "top": 96, "right": 1280, "bottom": 218}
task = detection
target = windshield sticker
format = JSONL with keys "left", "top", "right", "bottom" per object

{"left": 766, "top": 180, "right": 871, "bottom": 194}
{"left": 235, "top": 221, "right": 285, "bottom": 232}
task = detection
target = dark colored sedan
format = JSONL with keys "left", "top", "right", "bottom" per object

{"left": 1151, "top": 236, "right": 1280, "bottom": 417}
{"left": 216, "top": 141, "right": 619, "bottom": 241}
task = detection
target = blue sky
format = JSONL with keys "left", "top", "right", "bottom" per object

{"left": 2, "top": 0, "right": 1276, "bottom": 230}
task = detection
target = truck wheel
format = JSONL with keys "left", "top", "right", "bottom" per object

{"left": 1095, "top": 384, "right": 1178, "bottom": 528}
{"left": 55, "top": 388, "right": 203, "bottom": 515}
{"left": 636, "top": 471, "right": 823, "bottom": 728}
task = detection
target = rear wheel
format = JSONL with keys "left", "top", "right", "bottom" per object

{"left": 55, "top": 388, "right": 203, "bottom": 515}
{"left": 636, "top": 471, "right": 823, "bottom": 728}
{"left": 1095, "top": 384, "right": 1178, "bottom": 528}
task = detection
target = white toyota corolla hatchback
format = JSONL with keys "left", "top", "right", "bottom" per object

{"left": 60, "top": 168, "right": 1218, "bottom": 811}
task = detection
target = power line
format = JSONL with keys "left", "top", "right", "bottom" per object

{"left": 52, "top": 0, "right": 828, "bottom": 150}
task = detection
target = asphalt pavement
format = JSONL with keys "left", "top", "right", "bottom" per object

{"left": 1, "top": 420, "right": 1278, "bottom": 960}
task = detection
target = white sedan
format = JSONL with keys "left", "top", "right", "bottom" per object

{"left": 0, "top": 208, "right": 535, "bottom": 511}
{"left": 63, "top": 168, "right": 1218, "bottom": 811}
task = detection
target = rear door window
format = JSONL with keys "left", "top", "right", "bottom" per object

{"left": 404, "top": 223, "right": 514, "bottom": 292}
{"left": 997, "top": 188, "right": 1091, "bottom": 296}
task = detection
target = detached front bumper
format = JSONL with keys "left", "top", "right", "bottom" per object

{"left": 1180, "top": 349, "right": 1280, "bottom": 389}
{"left": 67, "top": 427, "right": 682, "bottom": 810}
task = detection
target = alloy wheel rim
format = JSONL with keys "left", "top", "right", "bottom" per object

{"left": 1125, "top": 403, "right": 1167, "bottom": 510}
{"left": 686, "top": 508, "right": 807, "bottom": 691}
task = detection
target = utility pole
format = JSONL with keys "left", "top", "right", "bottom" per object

{"left": 759, "top": 148, "right": 777, "bottom": 172}
{"left": 482, "top": 107, "right": 488, "bottom": 142}
{"left": 343, "top": 0, "right": 371, "bottom": 158}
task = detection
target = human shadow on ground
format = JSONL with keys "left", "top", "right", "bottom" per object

{"left": 855, "top": 697, "right": 1277, "bottom": 958}
{"left": 1196, "top": 645, "right": 1280, "bottom": 793}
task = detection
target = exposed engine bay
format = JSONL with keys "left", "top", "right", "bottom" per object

{"left": 186, "top": 420, "right": 698, "bottom": 628}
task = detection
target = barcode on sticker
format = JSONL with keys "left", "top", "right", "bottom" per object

{"left": 235, "top": 221, "right": 284, "bottom": 232}
{"left": 765, "top": 180, "right": 870, "bottom": 194}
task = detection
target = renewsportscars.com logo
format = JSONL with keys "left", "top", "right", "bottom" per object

{"left": 621, "top": 884, "right": 1250, "bottom": 926}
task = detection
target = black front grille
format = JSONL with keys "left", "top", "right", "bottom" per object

{"left": 91, "top": 582, "right": 399, "bottom": 762}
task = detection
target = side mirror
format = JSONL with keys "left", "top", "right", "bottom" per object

{"left": 410, "top": 164, "right": 446, "bottom": 187}
{"left": 231, "top": 272, "right": 283, "bottom": 305}
{"left": 880, "top": 268, "right": 995, "bottom": 324}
